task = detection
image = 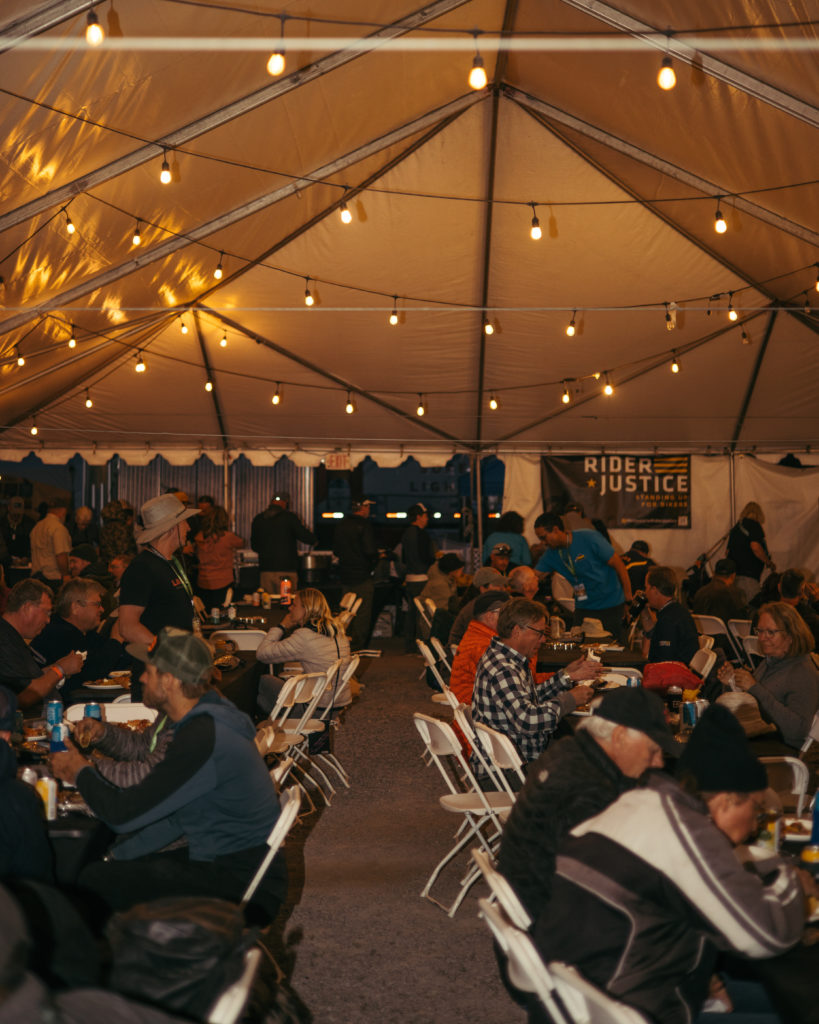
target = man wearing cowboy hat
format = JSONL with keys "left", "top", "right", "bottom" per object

{"left": 118, "top": 497, "right": 199, "bottom": 697}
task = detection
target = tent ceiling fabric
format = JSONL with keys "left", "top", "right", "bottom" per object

{"left": 0, "top": 0, "right": 817, "bottom": 461}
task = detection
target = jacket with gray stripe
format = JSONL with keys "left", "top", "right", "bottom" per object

{"left": 534, "top": 771, "right": 804, "bottom": 1024}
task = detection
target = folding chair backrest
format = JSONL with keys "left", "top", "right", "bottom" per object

{"left": 349, "top": 595, "right": 363, "bottom": 617}
{"left": 742, "top": 634, "right": 761, "bottom": 665}
{"left": 471, "top": 849, "right": 532, "bottom": 930}
{"left": 759, "top": 755, "right": 810, "bottom": 815}
{"left": 548, "top": 962, "right": 649, "bottom": 1023}
{"left": 689, "top": 647, "right": 716, "bottom": 680}
{"left": 318, "top": 655, "right": 360, "bottom": 714}
{"left": 413, "top": 713, "right": 496, "bottom": 814}
{"left": 697, "top": 634, "right": 714, "bottom": 650}
{"left": 287, "top": 672, "right": 330, "bottom": 732}
{"left": 474, "top": 721, "right": 526, "bottom": 793}
{"left": 206, "top": 947, "right": 262, "bottom": 1024}
{"left": 728, "top": 618, "right": 752, "bottom": 639}
{"left": 430, "top": 636, "right": 452, "bottom": 671}
{"left": 240, "top": 787, "right": 301, "bottom": 908}
{"left": 417, "top": 639, "right": 449, "bottom": 692}
{"left": 339, "top": 591, "right": 356, "bottom": 611}
{"left": 414, "top": 596, "right": 432, "bottom": 636}
{"left": 691, "top": 614, "right": 742, "bottom": 661}
{"left": 269, "top": 756, "right": 294, "bottom": 789}
{"left": 267, "top": 676, "right": 305, "bottom": 727}
{"left": 477, "top": 899, "right": 572, "bottom": 1024}
{"left": 800, "top": 711, "right": 819, "bottom": 756}
{"left": 211, "top": 629, "right": 267, "bottom": 651}
{"left": 550, "top": 572, "right": 576, "bottom": 614}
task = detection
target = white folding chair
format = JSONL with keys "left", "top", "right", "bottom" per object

{"left": 474, "top": 721, "right": 527, "bottom": 797}
{"left": 413, "top": 713, "right": 512, "bottom": 916}
{"left": 417, "top": 639, "right": 457, "bottom": 707}
{"left": 339, "top": 591, "right": 357, "bottom": 611}
{"left": 759, "top": 756, "right": 810, "bottom": 815}
{"left": 728, "top": 619, "right": 754, "bottom": 667}
{"left": 211, "top": 629, "right": 267, "bottom": 651}
{"left": 309, "top": 656, "right": 361, "bottom": 789}
{"left": 688, "top": 647, "right": 716, "bottom": 681}
{"left": 206, "top": 947, "right": 262, "bottom": 1024}
{"left": 273, "top": 673, "right": 339, "bottom": 802}
{"left": 430, "top": 636, "right": 453, "bottom": 673}
{"left": 477, "top": 898, "right": 572, "bottom": 1024}
{"left": 799, "top": 711, "right": 819, "bottom": 756}
{"left": 697, "top": 634, "right": 714, "bottom": 650}
{"left": 349, "top": 595, "right": 363, "bottom": 617}
{"left": 742, "top": 634, "right": 762, "bottom": 666}
{"left": 111, "top": 693, "right": 132, "bottom": 704}
{"left": 692, "top": 614, "right": 743, "bottom": 662}
{"left": 414, "top": 596, "right": 433, "bottom": 641}
{"left": 269, "top": 756, "right": 295, "bottom": 790}
{"left": 239, "top": 787, "right": 301, "bottom": 909}
{"left": 548, "top": 961, "right": 649, "bottom": 1023}
{"left": 471, "top": 848, "right": 532, "bottom": 930}
{"left": 550, "top": 573, "right": 576, "bottom": 614}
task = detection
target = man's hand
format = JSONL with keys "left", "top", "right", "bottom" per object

{"left": 49, "top": 737, "right": 92, "bottom": 785}
{"left": 566, "top": 657, "right": 605, "bottom": 683}
{"left": 569, "top": 683, "right": 595, "bottom": 706}
{"left": 57, "top": 651, "right": 85, "bottom": 677}
{"left": 73, "top": 717, "right": 105, "bottom": 749}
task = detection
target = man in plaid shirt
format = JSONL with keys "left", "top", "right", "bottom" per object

{"left": 471, "top": 598, "right": 601, "bottom": 775}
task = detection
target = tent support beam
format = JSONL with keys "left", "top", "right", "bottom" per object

{"left": 494, "top": 308, "right": 773, "bottom": 442}
{"left": 198, "top": 306, "right": 461, "bottom": 444}
{"left": 0, "top": 92, "right": 481, "bottom": 338}
{"left": 556, "top": 0, "right": 819, "bottom": 131}
{"left": 0, "top": 0, "right": 472, "bottom": 235}
{"left": 0, "top": 0, "right": 95, "bottom": 53}
{"left": 505, "top": 86, "right": 819, "bottom": 250}
{"left": 731, "top": 308, "right": 778, "bottom": 450}
{"left": 192, "top": 310, "right": 229, "bottom": 451}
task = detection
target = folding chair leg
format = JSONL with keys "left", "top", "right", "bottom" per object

{"left": 420, "top": 814, "right": 497, "bottom": 908}
{"left": 314, "top": 752, "right": 350, "bottom": 788}
{"left": 289, "top": 759, "right": 329, "bottom": 808}
{"left": 292, "top": 746, "right": 337, "bottom": 800}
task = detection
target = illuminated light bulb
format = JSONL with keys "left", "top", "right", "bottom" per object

{"left": 85, "top": 10, "right": 104, "bottom": 46}
{"left": 671, "top": 354, "right": 680, "bottom": 374}
{"left": 214, "top": 253, "right": 224, "bottom": 280}
{"left": 389, "top": 308, "right": 399, "bottom": 326}
{"left": 135, "top": 353, "right": 146, "bottom": 373}
{"left": 657, "top": 56, "right": 676, "bottom": 90}
{"left": 593, "top": 371, "right": 601, "bottom": 380}
{"left": 815, "top": 265, "right": 819, "bottom": 292}
{"left": 30, "top": 423, "right": 38, "bottom": 436}
{"left": 179, "top": 317, "right": 188, "bottom": 335}
{"left": 16, "top": 350, "right": 25, "bottom": 367}
{"left": 304, "top": 278, "right": 314, "bottom": 306}
{"left": 728, "top": 294, "right": 738, "bottom": 322}
{"left": 484, "top": 319, "right": 494, "bottom": 336}
{"left": 339, "top": 202, "right": 352, "bottom": 225}
{"left": 132, "top": 220, "right": 141, "bottom": 246}
{"left": 714, "top": 203, "right": 727, "bottom": 234}
{"left": 219, "top": 332, "right": 227, "bottom": 348}
{"left": 205, "top": 380, "right": 213, "bottom": 392}
{"left": 468, "top": 54, "right": 487, "bottom": 90}
{"left": 416, "top": 395, "right": 426, "bottom": 417}
{"left": 561, "top": 386, "right": 571, "bottom": 405}
{"left": 85, "top": 391, "right": 93, "bottom": 408}
{"left": 272, "top": 385, "right": 281, "bottom": 406}
{"left": 345, "top": 392, "right": 355, "bottom": 414}
{"left": 68, "top": 324, "right": 76, "bottom": 349}
{"left": 530, "top": 203, "right": 542, "bottom": 240}
{"left": 64, "top": 210, "right": 75, "bottom": 234}
{"left": 160, "top": 152, "right": 172, "bottom": 185}
{"left": 267, "top": 51, "right": 285, "bottom": 76}
{"left": 489, "top": 394, "right": 498, "bottom": 411}
{"left": 603, "top": 375, "right": 614, "bottom": 396}
{"left": 566, "top": 311, "right": 576, "bottom": 338}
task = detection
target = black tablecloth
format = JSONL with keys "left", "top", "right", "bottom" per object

{"left": 537, "top": 647, "right": 647, "bottom": 672}
{"left": 48, "top": 812, "right": 113, "bottom": 886}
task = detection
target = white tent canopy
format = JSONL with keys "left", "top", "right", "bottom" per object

{"left": 0, "top": 0, "right": 817, "bottom": 462}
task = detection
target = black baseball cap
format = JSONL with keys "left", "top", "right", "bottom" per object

{"left": 592, "top": 687, "right": 677, "bottom": 757}
{"left": 473, "top": 591, "right": 510, "bottom": 617}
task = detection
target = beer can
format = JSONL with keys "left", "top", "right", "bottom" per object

{"left": 695, "top": 699, "right": 709, "bottom": 719}
{"left": 227, "top": 604, "right": 237, "bottom": 622}
{"left": 20, "top": 766, "right": 39, "bottom": 786}
{"left": 84, "top": 702, "right": 102, "bottom": 720}
{"left": 210, "top": 606, "right": 221, "bottom": 624}
{"left": 682, "top": 701, "right": 698, "bottom": 728}
{"left": 45, "top": 699, "right": 63, "bottom": 732}
{"left": 667, "top": 686, "right": 683, "bottom": 713}
{"left": 35, "top": 776, "right": 57, "bottom": 820}
{"left": 49, "top": 723, "right": 68, "bottom": 753}
{"left": 800, "top": 845, "right": 819, "bottom": 877}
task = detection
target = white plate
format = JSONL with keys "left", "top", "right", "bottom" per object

{"left": 84, "top": 681, "right": 126, "bottom": 691}
{"left": 23, "top": 732, "right": 47, "bottom": 741}
{"left": 781, "top": 817, "right": 812, "bottom": 843}
{"left": 600, "top": 672, "right": 629, "bottom": 688}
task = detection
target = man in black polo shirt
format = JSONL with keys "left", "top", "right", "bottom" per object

{"left": 29, "top": 578, "right": 126, "bottom": 700}
{"left": 641, "top": 565, "right": 699, "bottom": 665}
{"left": 118, "top": 495, "right": 199, "bottom": 697}
{"left": 0, "top": 579, "right": 83, "bottom": 708}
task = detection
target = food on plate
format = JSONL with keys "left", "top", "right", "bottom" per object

{"left": 23, "top": 721, "right": 46, "bottom": 738}
{"left": 123, "top": 719, "right": 151, "bottom": 732}
{"left": 783, "top": 819, "right": 810, "bottom": 836}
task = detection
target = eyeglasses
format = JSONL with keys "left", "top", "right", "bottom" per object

{"left": 81, "top": 600, "right": 104, "bottom": 608}
{"left": 754, "top": 628, "right": 784, "bottom": 637}
{"left": 522, "top": 624, "right": 548, "bottom": 639}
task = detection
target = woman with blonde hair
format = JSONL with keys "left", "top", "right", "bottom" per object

{"left": 256, "top": 587, "right": 351, "bottom": 714}
{"left": 718, "top": 600, "right": 818, "bottom": 749}
{"left": 726, "top": 501, "right": 774, "bottom": 603}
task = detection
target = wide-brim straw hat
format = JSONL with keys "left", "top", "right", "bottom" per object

{"left": 580, "top": 617, "right": 612, "bottom": 639}
{"left": 135, "top": 494, "right": 198, "bottom": 544}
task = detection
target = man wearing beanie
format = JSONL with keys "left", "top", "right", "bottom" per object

{"left": 448, "top": 566, "right": 507, "bottom": 647}
{"left": 533, "top": 704, "right": 808, "bottom": 1024}
{"left": 419, "top": 551, "right": 465, "bottom": 614}
{"left": 498, "top": 687, "right": 675, "bottom": 923}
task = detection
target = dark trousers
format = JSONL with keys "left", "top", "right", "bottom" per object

{"left": 403, "top": 580, "right": 426, "bottom": 652}
{"left": 344, "top": 579, "right": 375, "bottom": 650}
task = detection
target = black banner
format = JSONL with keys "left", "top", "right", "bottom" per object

{"left": 541, "top": 454, "right": 691, "bottom": 529}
